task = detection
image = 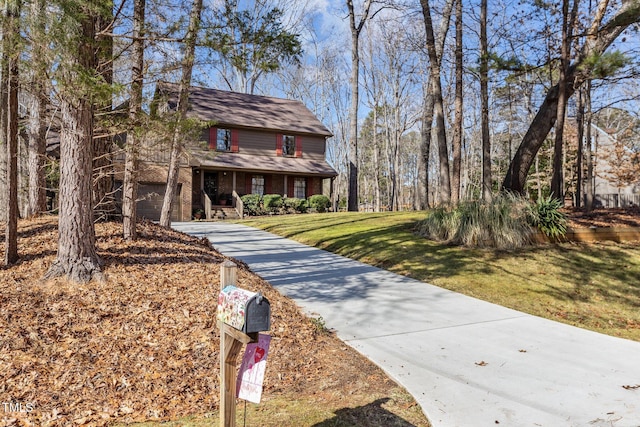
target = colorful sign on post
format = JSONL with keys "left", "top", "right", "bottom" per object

{"left": 236, "top": 333, "right": 271, "bottom": 404}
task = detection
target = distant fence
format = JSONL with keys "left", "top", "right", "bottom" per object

{"left": 593, "top": 194, "right": 640, "bottom": 208}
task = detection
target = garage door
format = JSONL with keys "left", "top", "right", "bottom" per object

{"left": 137, "top": 183, "right": 182, "bottom": 221}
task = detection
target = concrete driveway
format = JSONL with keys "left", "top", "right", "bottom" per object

{"left": 173, "top": 221, "right": 640, "bottom": 427}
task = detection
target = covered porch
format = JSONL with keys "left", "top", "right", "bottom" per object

{"left": 190, "top": 168, "right": 334, "bottom": 220}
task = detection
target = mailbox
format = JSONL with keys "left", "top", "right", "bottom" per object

{"left": 217, "top": 286, "right": 271, "bottom": 334}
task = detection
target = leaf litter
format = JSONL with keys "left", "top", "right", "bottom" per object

{"left": 0, "top": 217, "right": 427, "bottom": 426}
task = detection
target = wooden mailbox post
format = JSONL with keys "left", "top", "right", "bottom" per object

{"left": 218, "top": 260, "right": 270, "bottom": 427}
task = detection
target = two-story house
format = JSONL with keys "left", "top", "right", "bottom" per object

{"left": 130, "top": 82, "right": 337, "bottom": 221}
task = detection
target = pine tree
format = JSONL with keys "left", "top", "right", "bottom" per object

{"left": 44, "top": 0, "right": 112, "bottom": 283}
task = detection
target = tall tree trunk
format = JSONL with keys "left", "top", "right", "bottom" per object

{"left": 347, "top": 21, "right": 360, "bottom": 212}
{"left": 418, "top": 82, "right": 433, "bottom": 210}
{"left": 480, "top": 0, "right": 491, "bottom": 201}
{"left": 392, "top": 107, "right": 401, "bottom": 211}
{"left": 159, "top": 0, "right": 203, "bottom": 227}
{"left": 346, "top": 0, "right": 374, "bottom": 212}
{"left": 45, "top": 9, "right": 103, "bottom": 283}
{"left": 417, "top": 0, "right": 453, "bottom": 209}
{"left": 502, "top": 0, "right": 640, "bottom": 194}
{"left": 550, "top": 0, "right": 579, "bottom": 202}
{"left": 27, "top": 92, "right": 48, "bottom": 216}
{"left": 27, "top": 0, "right": 48, "bottom": 216}
{"left": 575, "top": 87, "right": 584, "bottom": 208}
{"left": 451, "top": 0, "right": 463, "bottom": 205}
{"left": 93, "top": 6, "right": 115, "bottom": 221}
{"left": 418, "top": 86, "right": 433, "bottom": 210}
{"left": 3, "top": 0, "right": 20, "bottom": 265}
{"left": 0, "top": 4, "right": 6, "bottom": 222}
{"left": 420, "top": 0, "right": 451, "bottom": 205}
{"left": 122, "top": 0, "right": 146, "bottom": 240}
{"left": 584, "top": 79, "right": 594, "bottom": 211}
{"left": 373, "top": 107, "right": 381, "bottom": 212}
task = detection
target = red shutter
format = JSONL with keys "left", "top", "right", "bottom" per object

{"left": 287, "top": 177, "right": 294, "bottom": 198}
{"left": 231, "top": 129, "right": 239, "bottom": 152}
{"left": 209, "top": 127, "right": 217, "bottom": 150}
{"left": 265, "top": 175, "right": 272, "bottom": 194}
{"left": 295, "top": 136, "right": 302, "bottom": 158}
{"left": 275, "top": 134, "right": 283, "bottom": 156}
{"left": 246, "top": 175, "right": 252, "bottom": 195}
{"left": 306, "top": 178, "right": 312, "bottom": 198}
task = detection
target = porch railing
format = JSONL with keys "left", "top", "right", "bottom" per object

{"left": 232, "top": 190, "right": 243, "bottom": 219}
{"left": 202, "top": 190, "right": 213, "bottom": 220}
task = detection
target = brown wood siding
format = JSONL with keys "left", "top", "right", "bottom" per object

{"left": 300, "top": 136, "right": 325, "bottom": 160}
{"left": 238, "top": 129, "right": 277, "bottom": 156}
{"left": 236, "top": 129, "right": 326, "bottom": 160}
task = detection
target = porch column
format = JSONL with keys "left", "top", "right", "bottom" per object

{"left": 284, "top": 175, "right": 288, "bottom": 197}
{"left": 232, "top": 171, "right": 237, "bottom": 194}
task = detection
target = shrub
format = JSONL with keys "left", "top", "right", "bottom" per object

{"left": 338, "top": 197, "right": 347, "bottom": 211}
{"left": 284, "top": 197, "right": 307, "bottom": 213}
{"left": 418, "top": 193, "right": 534, "bottom": 249}
{"left": 308, "top": 194, "right": 331, "bottom": 213}
{"left": 241, "top": 194, "right": 264, "bottom": 216}
{"left": 263, "top": 194, "right": 284, "bottom": 213}
{"left": 528, "top": 196, "right": 567, "bottom": 238}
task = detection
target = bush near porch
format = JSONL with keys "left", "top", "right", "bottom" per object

{"left": 241, "top": 194, "right": 329, "bottom": 216}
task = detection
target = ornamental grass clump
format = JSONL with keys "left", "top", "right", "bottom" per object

{"left": 528, "top": 196, "right": 567, "bottom": 239}
{"left": 419, "top": 193, "right": 534, "bottom": 249}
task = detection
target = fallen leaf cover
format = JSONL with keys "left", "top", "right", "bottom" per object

{"left": 0, "top": 218, "right": 402, "bottom": 426}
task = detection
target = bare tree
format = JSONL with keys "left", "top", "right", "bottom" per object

{"left": 346, "top": 0, "right": 376, "bottom": 212}
{"left": 417, "top": 0, "right": 453, "bottom": 209}
{"left": 479, "top": 0, "right": 491, "bottom": 201}
{"left": 26, "top": 0, "right": 48, "bottom": 216}
{"left": 584, "top": 80, "right": 594, "bottom": 210}
{"left": 550, "top": 0, "right": 579, "bottom": 201}
{"left": 502, "top": 0, "right": 640, "bottom": 194}
{"left": 452, "top": 0, "right": 463, "bottom": 204}
{"left": 159, "top": 0, "right": 203, "bottom": 227}
{"left": 3, "top": 0, "right": 20, "bottom": 265}
{"left": 575, "top": 86, "right": 584, "bottom": 207}
{"left": 420, "top": 0, "right": 451, "bottom": 205}
{"left": 122, "top": 0, "right": 146, "bottom": 240}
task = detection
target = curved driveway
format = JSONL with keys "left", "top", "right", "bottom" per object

{"left": 173, "top": 221, "right": 640, "bottom": 427}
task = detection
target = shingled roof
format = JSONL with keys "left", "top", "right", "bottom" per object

{"left": 156, "top": 82, "right": 333, "bottom": 137}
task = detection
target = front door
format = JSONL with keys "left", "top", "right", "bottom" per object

{"left": 203, "top": 172, "right": 218, "bottom": 204}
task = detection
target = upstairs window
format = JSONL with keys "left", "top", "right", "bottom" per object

{"left": 217, "top": 128, "right": 231, "bottom": 151}
{"left": 282, "top": 135, "right": 296, "bottom": 156}
{"left": 209, "top": 128, "right": 238, "bottom": 152}
{"left": 276, "top": 134, "right": 302, "bottom": 157}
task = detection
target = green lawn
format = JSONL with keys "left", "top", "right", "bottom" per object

{"left": 241, "top": 211, "right": 640, "bottom": 341}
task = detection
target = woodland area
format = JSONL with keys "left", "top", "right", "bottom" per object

{"left": 1, "top": 0, "right": 640, "bottom": 272}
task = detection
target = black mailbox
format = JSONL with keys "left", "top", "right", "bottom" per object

{"left": 217, "top": 286, "right": 271, "bottom": 334}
